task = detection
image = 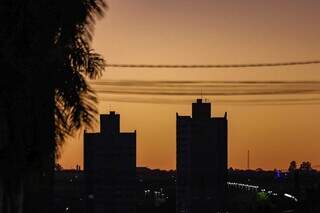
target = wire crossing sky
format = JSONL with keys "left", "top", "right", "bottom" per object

{"left": 91, "top": 80, "right": 320, "bottom": 105}
{"left": 106, "top": 60, "right": 320, "bottom": 69}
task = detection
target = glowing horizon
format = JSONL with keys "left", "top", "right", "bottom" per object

{"left": 59, "top": 0, "right": 320, "bottom": 170}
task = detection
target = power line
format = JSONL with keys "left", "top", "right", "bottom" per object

{"left": 91, "top": 79, "right": 320, "bottom": 96}
{"left": 91, "top": 79, "right": 320, "bottom": 105}
{"left": 106, "top": 60, "right": 320, "bottom": 69}
{"left": 97, "top": 96, "right": 320, "bottom": 106}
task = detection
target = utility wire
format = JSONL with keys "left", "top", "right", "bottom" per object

{"left": 106, "top": 60, "right": 320, "bottom": 69}
{"left": 91, "top": 80, "right": 320, "bottom": 96}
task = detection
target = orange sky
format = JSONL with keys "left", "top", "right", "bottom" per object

{"left": 59, "top": 0, "right": 320, "bottom": 170}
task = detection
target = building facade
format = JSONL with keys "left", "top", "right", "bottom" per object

{"left": 176, "top": 99, "right": 228, "bottom": 213}
{"left": 84, "top": 111, "right": 136, "bottom": 213}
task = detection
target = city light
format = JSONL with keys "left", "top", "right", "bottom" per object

{"left": 284, "top": 193, "right": 298, "bottom": 202}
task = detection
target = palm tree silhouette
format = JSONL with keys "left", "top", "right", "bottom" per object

{"left": 0, "top": 1, "right": 107, "bottom": 212}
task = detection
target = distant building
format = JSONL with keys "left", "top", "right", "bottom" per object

{"left": 176, "top": 99, "right": 228, "bottom": 213}
{"left": 84, "top": 111, "right": 136, "bottom": 213}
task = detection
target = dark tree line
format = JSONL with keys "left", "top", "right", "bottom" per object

{"left": 289, "top": 161, "right": 313, "bottom": 172}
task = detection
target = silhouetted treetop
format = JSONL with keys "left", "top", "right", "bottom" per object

{"left": 300, "top": 161, "right": 312, "bottom": 171}
{"left": 289, "top": 161, "right": 297, "bottom": 172}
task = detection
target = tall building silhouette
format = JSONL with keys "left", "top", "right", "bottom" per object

{"left": 176, "top": 99, "right": 228, "bottom": 213}
{"left": 84, "top": 111, "right": 136, "bottom": 213}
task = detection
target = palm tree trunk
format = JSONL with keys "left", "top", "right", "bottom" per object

{"left": 0, "top": 175, "right": 23, "bottom": 213}
{"left": 0, "top": 81, "right": 55, "bottom": 213}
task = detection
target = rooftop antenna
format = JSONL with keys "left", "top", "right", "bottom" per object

{"left": 247, "top": 150, "right": 250, "bottom": 170}
{"left": 200, "top": 88, "right": 206, "bottom": 102}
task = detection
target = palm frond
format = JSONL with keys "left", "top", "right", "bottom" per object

{"left": 53, "top": 0, "right": 106, "bottom": 150}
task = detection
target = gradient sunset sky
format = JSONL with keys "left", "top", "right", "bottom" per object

{"left": 59, "top": 0, "right": 320, "bottom": 170}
